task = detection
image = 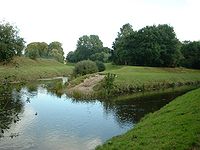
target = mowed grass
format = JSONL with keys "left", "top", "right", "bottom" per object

{"left": 104, "top": 63, "right": 200, "bottom": 87}
{"left": 0, "top": 57, "right": 73, "bottom": 82}
{"left": 96, "top": 88, "right": 200, "bottom": 150}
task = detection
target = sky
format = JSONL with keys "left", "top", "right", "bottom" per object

{"left": 0, "top": 0, "right": 200, "bottom": 55}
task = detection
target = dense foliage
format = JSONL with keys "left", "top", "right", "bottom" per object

{"left": 95, "top": 61, "right": 105, "bottom": 72}
{"left": 181, "top": 41, "right": 200, "bottom": 69}
{"left": 1, "top": 20, "right": 199, "bottom": 69}
{"left": 66, "top": 35, "right": 111, "bottom": 63}
{"left": 0, "top": 21, "right": 25, "bottom": 62}
{"left": 73, "top": 60, "right": 98, "bottom": 77}
{"left": 102, "top": 73, "right": 116, "bottom": 95}
{"left": 25, "top": 41, "right": 64, "bottom": 62}
{"left": 112, "top": 24, "right": 182, "bottom": 67}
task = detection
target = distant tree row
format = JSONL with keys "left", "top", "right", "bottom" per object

{"left": 66, "top": 35, "right": 111, "bottom": 63}
{"left": 66, "top": 23, "right": 200, "bottom": 69}
{"left": 111, "top": 23, "right": 200, "bottom": 69}
{"left": 0, "top": 21, "right": 65, "bottom": 63}
{"left": 25, "top": 41, "right": 65, "bottom": 62}
{"left": 1, "top": 20, "right": 200, "bottom": 69}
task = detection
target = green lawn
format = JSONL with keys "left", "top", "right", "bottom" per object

{"left": 96, "top": 88, "right": 200, "bottom": 150}
{"left": 102, "top": 63, "right": 200, "bottom": 93}
{"left": 0, "top": 57, "right": 73, "bottom": 82}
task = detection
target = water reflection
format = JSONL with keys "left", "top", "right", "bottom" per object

{"left": 102, "top": 92, "right": 182, "bottom": 126}
{"left": 0, "top": 78, "right": 194, "bottom": 150}
{"left": 0, "top": 82, "right": 24, "bottom": 138}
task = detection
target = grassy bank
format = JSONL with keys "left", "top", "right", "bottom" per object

{"left": 66, "top": 63, "right": 200, "bottom": 98}
{"left": 100, "top": 63, "right": 200, "bottom": 96}
{"left": 0, "top": 57, "right": 73, "bottom": 82}
{"left": 96, "top": 88, "right": 200, "bottom": 150}
{"left": 110, "top": 85, "right": 197, "bottom": 102}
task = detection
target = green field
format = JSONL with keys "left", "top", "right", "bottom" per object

{"left": 104, "top": 63, "right": 200, "bottom": 85}
{"left": 96, "top": 88, "right": 200, "bottom": 150}
{"left": 102, "top": 63, "right": 200, "bottom": 94}
{"left": 0, "top": 57, "right": 73, "bottom": 82}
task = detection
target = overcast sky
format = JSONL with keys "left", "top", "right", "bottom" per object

{"left": 1, "top": 0, "right": 200, "bottom": 55}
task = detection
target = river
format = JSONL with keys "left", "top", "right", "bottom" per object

{"left": 0, "top": 77, "right": 191, "bottom": 150}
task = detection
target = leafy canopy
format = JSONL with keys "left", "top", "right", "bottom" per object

{"left": 112, "top": 23, "right": 182, "bottom": 67}
{"left": 181, "top": 41, "right": 200, "bottom": 69}
{"left": 25, "top": 41, "right": 65, "bottom": 63}
{"left": 73, "top": 60, "right": 98, "bottom": 77}
{"left": 66, "top": 35, "right": 111, "bottom": 63}
{"left": 0, "top": 21, "right": 25, "bottom": 62}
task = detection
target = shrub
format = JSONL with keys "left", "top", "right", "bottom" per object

{"left": 73, "top": 60, "right": 98, "bottom": 77}
{"left": 95, "top": 61, "right": 105, "bottom": 72}
{"left": 102, "top": 73, "right": 116, "bottom": 95}
{"left": 104, "top": 73, "right": 116, "bottom": 88}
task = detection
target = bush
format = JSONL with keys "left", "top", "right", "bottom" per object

{"left": 95, "top": 61, "right": 105, "bottom": 72}
{"left": 73, "top": 60, "right": 98, "bottom": 77}
{"left": 103, "top": 73, "right": 116, "bottom": 94}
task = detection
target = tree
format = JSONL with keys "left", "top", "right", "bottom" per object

{"left": 66, "top": 51, "right": 76, "bottom": 62}
{"left": 112, "top": 24, "right": 181, "bottom": 67}
{"left": 156, "top": 24, "right": 182, "bottom": 67}
{"left": 48, "top": 41, "right": 64, "bottom": 62}
{"left": 25, "top": 41, "right": 65, "bottom": 62}
{"left": 25, "top": 42, "right": 48, "bottom": 59}
{"left": 37, "top": 42, "right": 48, "bottom": 57}
{"left": 66, "top": 35, "right": 107, "bottom": 62}
{"left": 48, "top": 41, "right": 64, "bottom": 56}
{"left": 181, "top": 41, "right": 200, "bottom": 69}
{"left": 49, "top": 49, "right": 64, "bottom": 63}
{"left": 76, "top": 35, "right": 103, "bottom": 60}
{"left": 0, "top": 21, "right": 25, "bottom": 62}
{"left": 25, "top": 47, "right": 39, "bottom": 60}
{"left": 112, "top": 23, "right": 135, "bottom": 65}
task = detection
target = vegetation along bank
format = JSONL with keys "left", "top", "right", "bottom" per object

{"left": 67, "top": 63, "right": 200, "bottom": 99}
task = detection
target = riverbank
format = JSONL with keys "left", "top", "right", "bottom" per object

{"left": 0, "top": 57, "right": 73, "bottom": 83}
{"left": 67, "top": 74, "right": 104, "bottom": 98}
{"left": 67, "top": 63, "right": 200, "bottom": 99}
{"left": 102, "top": 63, "right": 200, "bottom": 96}
{"left": 96, "top": 88, "right": 200, "bottom": 149}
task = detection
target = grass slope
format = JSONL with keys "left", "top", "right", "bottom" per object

{"left": 96, "top": 88, "right": 200, "bottom": 150}
{"left": 105, "top": 63, "right": 200, "bottom": 85}
{"left": 0, "top": 57, "right": 73, "bottom": 82}
{"left": 102, "top": 63, "right": 200, "bottom": 93}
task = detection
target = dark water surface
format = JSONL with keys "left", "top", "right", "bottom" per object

{"left": 0, "top": 78, "right": 191, "bottom": 150}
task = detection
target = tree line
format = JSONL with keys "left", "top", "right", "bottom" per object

{"left": 0, "top": 21, "right": 65, "bottom": 63}
{"left": 24, "top": 41, "right": 64, "bottom": 62}
{"left": 67, "top": 23, "right": 200, "bottom": 69}
{"left": 112, "top": 23, "right": 181, "bottom": 67}
{"left": 0, "top": 20, "right": 200, "bottom": 69}
{"left": 111, "top": 23, "right": 200, "bottom": 69}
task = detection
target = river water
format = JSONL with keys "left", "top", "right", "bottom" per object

{"left": 0, "top": 78, "right": 190, "bottom": 150}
